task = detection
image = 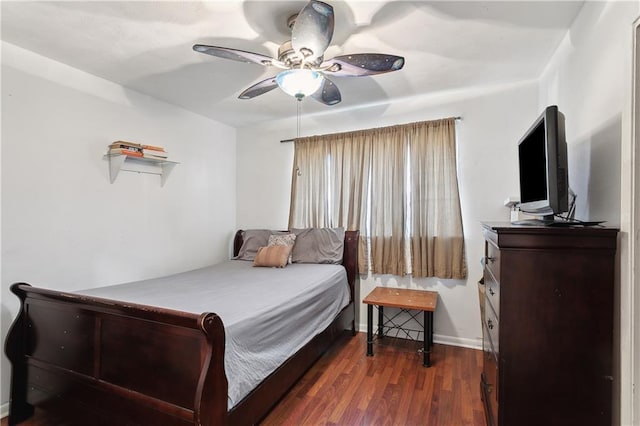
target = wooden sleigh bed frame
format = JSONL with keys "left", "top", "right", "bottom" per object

{"left": 5, "top": 230, "right": 359, "bottom": 426}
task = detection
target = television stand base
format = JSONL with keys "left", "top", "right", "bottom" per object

{"left": 512, "top": 215, "right": 556, "bottom": 226}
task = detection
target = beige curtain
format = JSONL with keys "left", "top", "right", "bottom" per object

{"left": 288, "top": 137, "right": 331, "bottom": 227}
{"left": 368, "top": 126, "right": 407, "bottom": 276}
{"left": 289, "top": 118, "right": 466, "bottom": 279}
{"left": 289, "top": 132, "right": 372, "bottom": 269}
{"left": 408, "top": 119, "right": 466, "bottom": 279}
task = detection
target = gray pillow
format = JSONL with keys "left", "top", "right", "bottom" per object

{"left": 291, "top": 227, "right": 345, "bottom": 264}
{"left": 236, "top": 229, "right": 272, "bottom": 261}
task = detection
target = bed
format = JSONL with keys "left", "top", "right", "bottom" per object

{"left": 5, "top": 229, "right": 359, "bottom": 426}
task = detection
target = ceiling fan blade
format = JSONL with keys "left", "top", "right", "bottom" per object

{"left": 312, "top": 76, "right": 341, "bottom": 105}
{"left": 193, "top": 44, "right": 278, "bottom": 67}
{"left": 291, "top": 1, "right": 334, "bottom": 62}
{"left": 322, "top": 54, "right": 405, "bottom": 77}
{"left": 238, "top": 76, "right": 279, "bottom": 99}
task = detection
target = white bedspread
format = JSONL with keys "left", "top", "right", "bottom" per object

{"left": 75, "top": 260, "right": 350, "bottom": 408}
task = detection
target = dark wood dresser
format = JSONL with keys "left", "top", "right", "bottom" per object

{"left": 480, "top": 222, "right": 618, "bottom": 426}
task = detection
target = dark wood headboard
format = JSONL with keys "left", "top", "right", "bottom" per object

{"left": 233, "top": 229, "right": 359, "bottom": 302}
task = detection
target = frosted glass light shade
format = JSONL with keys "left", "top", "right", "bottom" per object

{"left": 276, "top": 69, "right": 323, "bottom": 100}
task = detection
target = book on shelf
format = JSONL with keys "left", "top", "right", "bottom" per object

{"left": 142, "top": 152, "right": 169, "bottom": 160}
{"left": 141, "top": 144, "right": 166, "bottom": 152}
{"left": 108, "top": 141, "right": 169, "bottom": 160}
{"left": 110, "top": 140, "right": 142, "bottom": 150}
{"left": 109, "top": 148, "right": 143, "bottom": 157}
{"left": 110, "top": 145, "right": 142, "bottom": 153}
{"left": 142, "top": 149, "right": 168, "bottom": 158}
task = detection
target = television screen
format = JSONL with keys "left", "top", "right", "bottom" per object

{"left": 516, "top": 105, "right": 568, "bottom": 225}
{"left": 519, "top": 122, "right": 548, "bottom": 205}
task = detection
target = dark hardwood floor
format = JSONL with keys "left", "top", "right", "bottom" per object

{"left": 2, "top": 333, "right": 485, "bottom": 426}
{"left": 261, "top": 333, "right": 485, "bottom": 426}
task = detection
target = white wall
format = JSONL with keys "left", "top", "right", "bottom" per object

{"left": 538, "top": 2, "right": 640, "bottom": 425}
{"left": 539, "top": 1, "right": 637, "bottom": 226}
{"left": 0, "top": 42, "right": 237, "bottom": 408}
{"left": 237, "top": 80, "right": 540, "bottom": 348}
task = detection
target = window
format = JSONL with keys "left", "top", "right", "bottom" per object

{"left": 289, "top": 118, "right": 466, "bottom": 279}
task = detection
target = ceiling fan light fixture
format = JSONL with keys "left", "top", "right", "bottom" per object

{"left": 276, "top": 69, "right": 323, "bottom": 100}
{"left": 193, "top": 0, "right": 404, "bottom": 106}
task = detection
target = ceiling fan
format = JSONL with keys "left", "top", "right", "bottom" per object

{"left": 193, "top": 0, "right": 405, "bottom": 105}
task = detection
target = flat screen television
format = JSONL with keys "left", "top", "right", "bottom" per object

{"left": 515, "top": 105, "right": 568, "bottom": 225}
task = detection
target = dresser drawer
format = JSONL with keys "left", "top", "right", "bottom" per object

{"left": 485, "top": 241, "right": 500, "bottom": 283}
{"left": 484, "top": 268, "right": 500, "bottom": 318}
{"left": 482, "top": 343, "right": 499, "bottom": 426}
{"left": 484, "top": 301, "right": 499, "bottom": 355}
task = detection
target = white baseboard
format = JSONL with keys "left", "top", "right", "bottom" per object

{"left": 356, "top": 323, "right": 483, "bottom": 350}
{"left": 433, "top": 333, "right": 483, "bottom": 350}
{"left": 1, "top": 402, "right": 9, "bottom": 419}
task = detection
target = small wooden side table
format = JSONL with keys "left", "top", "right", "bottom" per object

{"left": 363, "top": 286, "right": 438, "bottom": 367}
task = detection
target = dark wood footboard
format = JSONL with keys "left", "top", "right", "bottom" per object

{"left": 5, "top": 283, "right": 228, "bottom": 426}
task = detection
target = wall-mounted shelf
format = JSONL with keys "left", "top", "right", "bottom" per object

{"left": 106, "top": 154, "right": 178, "bottom": 187}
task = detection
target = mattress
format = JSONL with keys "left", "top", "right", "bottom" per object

{"left": 76, "top": 260, "right": 350, "bottom": 408}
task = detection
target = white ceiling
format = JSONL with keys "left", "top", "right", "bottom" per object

{"left": 1, "top": 1, "right": 584, "bottom": 128}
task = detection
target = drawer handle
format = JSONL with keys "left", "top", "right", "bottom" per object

{"left": 486, "top": 257, "right": 496, "bottom": 263}
{"left": 489, "top": 287, "right": 495, "bottom": 296}
{"left": 487, "top": 319, "right": 494, "bottom": 330}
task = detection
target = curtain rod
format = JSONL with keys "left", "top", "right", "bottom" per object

{"left": 279, "top": 116, "right": 462, "bottom": 143}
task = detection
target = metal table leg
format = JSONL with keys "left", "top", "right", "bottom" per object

{"left": 423, "top": 310, "right": 431, "bottom": 367}
{"left": 430, "top": 310, "right": 434, "bottom": 347}
{"left": 378, "top": 305, "right": 384, "bottom": 340}
{"left": 367, "top": 304, "right": 374, "bottom": 356}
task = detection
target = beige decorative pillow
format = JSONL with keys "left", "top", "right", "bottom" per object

{"left": 268, "top": 233, "right": 296, "bottom": 264}
{"left": 268, "top": 233, "right": 296, "bottom": 247}
{"left": 253, "top": 245, "right": 292, "bottom": 268}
